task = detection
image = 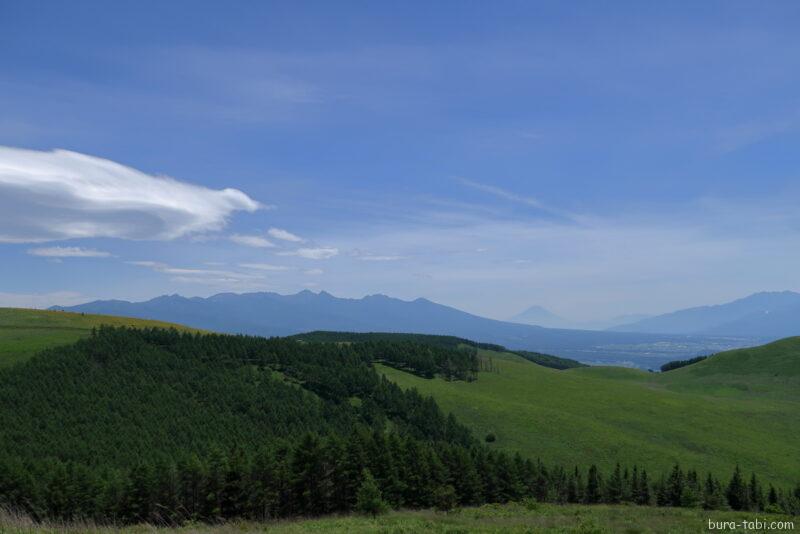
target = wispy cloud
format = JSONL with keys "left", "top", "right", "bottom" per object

{"left": 238, "top": 263, "right": 290, "bottom": 271}
{"left": 27, "top": 246, "right": 111, "bottom": 258}
{"left": 714, "top": 112, "right": 800, "bottom": 153}
{"left": 357, "top": 255, "right": 406, "bottom": 262}
{"left": 267, "top": 227, "right": 304, "bottom": 242}
{"left": 458, "top": 178, "right": 579, "bottom": 222}
{"left": 304, "top": 268, "right": 324, "bottom": 275}
{"left": 0, "top": 146, "right": 261, "bottom": 243}
{"left": 229, "top": 234, "right": 276, "bottom": 248}
{"left": 278, "top": 247, "right": 339, "bottom": 260}
{"left": 128, "top": 261, "right": 263, "bottom": 284}
{"left": 459, "top": 178, "right": 547, "bottom": 209}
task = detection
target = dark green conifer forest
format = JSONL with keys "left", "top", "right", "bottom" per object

{"left": 0, "top": 327, "right": 797, "bottom": 524}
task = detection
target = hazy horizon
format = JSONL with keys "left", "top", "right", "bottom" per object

{"left": 3, "top": 2, "right": 800, "bottom": 322}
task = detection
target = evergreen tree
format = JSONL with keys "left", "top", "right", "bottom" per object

{"left": 726, "top": 466, "right": 749, "bottom": 511}
{"left": 703, "top": 473, "right": 726, "bottom": 510}
{"left": 355, "top": 469, "right": 387, "bottom": 517}
{"left": 748, "top": 473, "right": 764, "bottom": 512}
{"left": 434, "top": 484, "right": 458, "bottom": 512}
{"left": 606, "top": 463, "right": 623, "bottom": 504}
{"left": 584, "top": 465, "right": 602, "bottom": 504}
{"left": 637, "top": 468, "right": 651, "bottom": 505}
{"left": 665, "top": 464, "right": 684, "bottom": 507}
{"left": 249, "top": 447, "right": 279, "bottom": 520}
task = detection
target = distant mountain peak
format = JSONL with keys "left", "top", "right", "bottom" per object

{"left": 509, "top": 305, "right": 570, "bottom": 328}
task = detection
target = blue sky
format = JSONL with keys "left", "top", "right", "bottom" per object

{"left": 1, "top": 1, "right": 800, "bottom": 322}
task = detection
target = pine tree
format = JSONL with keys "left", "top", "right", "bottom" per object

{"left": 726, "top": 466, "right": 749, "bottom": 511}
{"left": 178, "top": 454, "right": 205, "bottom": 521}
{"left": 567, "top": 467, "right": 582, "bottom": 503}
{"left": 748, "top": 473, "right": 764, "bottom": 511}
{"left": 249, "top": 447, "right": 279, "bottom": 520}
{"left": 585, "top": 465, "right": 601, "bottom": 504}
{"left": 434, "top": 484, "right": 458, "bottom": 512}
{"left": 638, "top": 469, "right": 651, "bottom": 505}
{"left": 768, "top": 485, "right": 778, "bottom": 506}
{"left": 666, "top": 464, "right": 684, "bottom": 507}
{"left": 702, "top": 473, "right": 725, "bottom": 510}
{"left": 355, "top": 469, "right": 387, "bottom": 517}
{"left": 681, "top": 469, "right": 700, "bottom": 508}
{"left": 606, "top": 463, "right": 623, "bottom": 504}
{"left": 204, "top": 447, "right": 227, "bottom": 519}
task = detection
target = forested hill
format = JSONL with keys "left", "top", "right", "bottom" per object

{"left": 0, "top": 307, "right": 198, "bottom": 367}
{"left": 292, "top": 331, "right": 585, "bottom": 370}
{"left": 2, "top": 327, "right": 796, "bottom": 525}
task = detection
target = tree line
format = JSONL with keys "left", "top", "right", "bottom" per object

{"left": 660, "top": 355, "right": 708, "bottom": 372}
{"left": 1, "top": 433, "right": 797, "bottom": 524}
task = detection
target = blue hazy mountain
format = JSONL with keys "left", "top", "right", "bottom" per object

{"left": 609, "top": 291, "right": 800, "bottom": 337}
{"left": 509, "top": 305, "right": 572, "bottom": 328}
{"left": 510, "top": 306, "right": 654, "bottom": 331}
{"left": 52, "top": 290, "right": 760, "bottom": 368}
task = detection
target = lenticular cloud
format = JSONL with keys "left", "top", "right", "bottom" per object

{"left": 0, "top": 146, "right": 261, "bottom": 243}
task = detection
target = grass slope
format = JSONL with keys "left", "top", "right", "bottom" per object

{"left": 379, "top": 343, "right": 800, "bottom": 486}
{"left": 0, "top": 308, "right": 198, "bottom": 367}
{"left": 656, "top": 337, "right": 800, "bottom": 399}
{"left": 3, "top": 503, "right": 796, "bottom": 533}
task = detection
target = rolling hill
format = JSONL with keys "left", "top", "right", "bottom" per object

{"left": 611, "top": 291, "right": 800, "bottom": 338}
{"left": 377, "top": 339, "right": 800, "bottom": 486}
{"left": 51, "top": 291, "right": 761, "bottom": 368}
{"left": 0, "top": 314, "right": 797, "bottom": 525}
{"left": 0, "top": 307, "right": 198, "bottom": 367}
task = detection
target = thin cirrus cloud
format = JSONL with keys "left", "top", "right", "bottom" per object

{"left": 239, "top": 263, "right": 290, "bottom": 271}
{"left": 267, "top": 227, "right": 304, "bottom": 242}
{"left": 458, "top": 177, "right": 579, "bottom": 223}
{"left": 278, "top": 247, "right": 339, "bottom": 260}
{"left": 357, "top": 255, "right": 406, "bottom": 261}
{"left": 128, "top": 261, "right": 263, "bottom": 284}
{"left": 0, "top": 146, "right": 262, "bottom": 243}
{"left": 304, "top": 268, "right": 324, "bottom": 276}
{"left": 27, "top": 246, "right": 111, "bottom": 258}
{"left": 229, "top": 234, "right": 276, "bottom": 248}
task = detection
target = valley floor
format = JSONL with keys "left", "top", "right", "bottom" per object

{"left": 2, "top": 504, "right": 797, "bottom": 534}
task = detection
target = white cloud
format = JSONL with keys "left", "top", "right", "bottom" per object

{"left": 267, "top": 227, "right": 304, "bottom": 242}
{"left": 239, "top": 263, "right": 290, "bottom": 271}
{"left": 304, "top": 268, "right": 324, "bottom": 275}
{"left": 230, "top": 234, "right": 275, "bottom": 248}
{"left": 27, "top": 246, "right": 111, "bottom": 258}
{"left": 278, "top": 247, "right": 339, "bottom": 260}
{"left": 0, "top": 146, "right": 261, "bottom": 243}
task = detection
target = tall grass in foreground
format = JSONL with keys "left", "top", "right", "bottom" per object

{"left": 2, "top": 503, "right": 797, "bottom": 534}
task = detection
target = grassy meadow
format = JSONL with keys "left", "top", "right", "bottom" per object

{"left": 379, "top": 341, "right": 800, "bottom": 486}
{"left": 1, "top": 503, "right": 796, "bottom": 533}
{"left": 0, "top": 308, "right": 198, "bottom": 367}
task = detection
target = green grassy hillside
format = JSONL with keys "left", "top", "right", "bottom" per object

{"left": 0, "top": 308, "right": 198, "bottom": 367}
{"left": 655, "top": 337, "right": 800, "bottom": 399}
{"left": 379, "top": 342, "right": 800, "bottom": 486}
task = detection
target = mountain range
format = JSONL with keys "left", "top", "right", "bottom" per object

{"left": 610, "top": 291, "right": 800, "bottom": 337}
{"left": 51, "top": 290, "right": 761, "bottom": 368}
